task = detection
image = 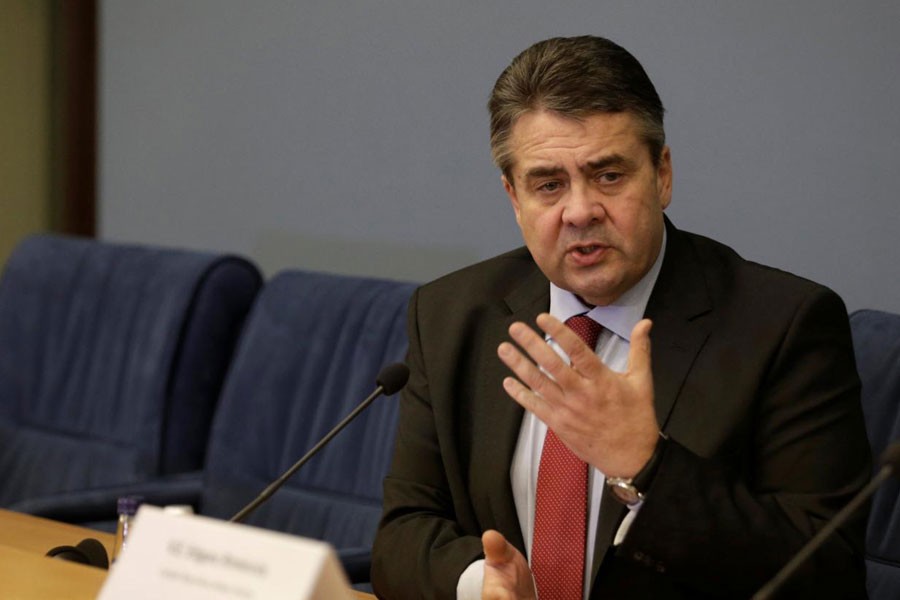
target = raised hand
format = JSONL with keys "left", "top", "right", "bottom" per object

{"left": 497, "top": 313, "right": 658, "bottom": 478}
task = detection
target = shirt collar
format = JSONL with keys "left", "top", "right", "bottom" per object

{"left": 549, "top": 228, "right": 666, "bottom": 342}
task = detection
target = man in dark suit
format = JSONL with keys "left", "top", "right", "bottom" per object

{"left": 371, "top": 36, "right": 870, "bottom": 599}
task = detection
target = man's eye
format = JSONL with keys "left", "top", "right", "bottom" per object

{"left": 538, "top": 181, "right": 562, "bottom": 192}
{"left": 597, "top": 172, "right": 622, "bottom": 183}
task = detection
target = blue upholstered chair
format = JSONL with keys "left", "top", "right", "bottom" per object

{"left": 849, "top": 309, "right": 900, "bottom": 600}
{"left": 198, "top": 270, "right": 415, "bottom": 583}
{"left": 0, "top": 234, "right": 261, "bottom": 517}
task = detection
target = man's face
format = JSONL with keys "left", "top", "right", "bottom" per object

{"left": 502, "top": 110, "right": 672, "bottom": 306}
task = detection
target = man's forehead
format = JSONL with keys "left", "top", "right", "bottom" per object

{"left": 505, "top": 111, "right": 646, "bottom": 179}
{"left": 509, "top": 108, "right": 635, "bottom": 135}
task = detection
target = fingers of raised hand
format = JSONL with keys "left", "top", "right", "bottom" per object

{"left": 499, "top": 373, "right": 539, "bottom": 415}
{"left": 505, "top": 319, "right": 579, "bottom": 384}
{"left": 497, "top": 345, "right": 556, "bottom": 414}
{"left": 535, "top": 313, "right": 603, "bottom": 377}
{"left": 627, "top": 319, "right": 653, "bottom": 376}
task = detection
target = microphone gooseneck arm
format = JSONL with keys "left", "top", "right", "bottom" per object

{"left": 752, "top": 441, "right": 900, "bottom": 600}
{"left": 229, "top": 362, "right": 409, "bottom": 524}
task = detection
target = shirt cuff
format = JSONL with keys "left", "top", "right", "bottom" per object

{"left": 457, "top": 559, "right": 485, "bottom": 600}
{"left": 613, "top": 502, "right": 642, "bottom": 546}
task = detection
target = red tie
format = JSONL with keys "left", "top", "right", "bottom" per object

{"left": 531, "top": 314, "right": 602, "bottom": 600}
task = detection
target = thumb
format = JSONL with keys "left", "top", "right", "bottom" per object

{"left": 628, "top": 318, "right": 653, "bottom": 377}
{"left": 482, "top": 530, "right": 516, "bottom": 566}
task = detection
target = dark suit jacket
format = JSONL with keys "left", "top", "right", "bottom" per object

{"left": 371, "top": 220, "right": 871, "bottom": 599}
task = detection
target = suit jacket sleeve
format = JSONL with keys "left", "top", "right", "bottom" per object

{"left": 612, "top": 282, "right": 871, "bottom": 598}
{"left": 371, "top": 287, "right": 485, "bottom": 599}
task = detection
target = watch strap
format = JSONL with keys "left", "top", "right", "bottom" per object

{"left": 631, "top": 431, "right": 670, "bottom": 492}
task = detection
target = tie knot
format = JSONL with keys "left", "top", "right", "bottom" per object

{"left": 565, "top": 314, "right": 603, "bottom": 350}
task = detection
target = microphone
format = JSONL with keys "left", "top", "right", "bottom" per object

{"left": 229, "top": 362, "right": 410, "bottom": 524}
{"left": 751, "top": 441, "right": 900, "bottom": 600}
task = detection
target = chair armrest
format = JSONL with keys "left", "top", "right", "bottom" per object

{"left": 10, "top": 472, "right": 205, "bottom": 524}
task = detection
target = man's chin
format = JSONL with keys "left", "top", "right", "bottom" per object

{"left": 558, "top": 276, "right": 624, "bottom": 308}
{"left": 557, "top": 284, "right": 616, "bottom": 306}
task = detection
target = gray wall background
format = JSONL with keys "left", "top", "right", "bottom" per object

{"left": 99, "top": 1, "right": 899, "bottom": 313}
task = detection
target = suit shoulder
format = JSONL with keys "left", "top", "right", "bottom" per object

{"left": 415, "top": 247, "right": 541, "bottom": 302}
{"left": 681, "top": 228, "right": 848, "bottom": 315}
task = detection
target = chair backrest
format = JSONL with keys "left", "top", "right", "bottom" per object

{"left": 0, "top": 234, "right": 262, "bottom": 507}
{"left": 849, "top": 309, "right": 900, "bottom": 599}
{"left": 199, "top": 270, "right": 414, "bottom": 575}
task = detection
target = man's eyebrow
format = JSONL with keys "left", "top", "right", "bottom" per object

{"left": 523, "top": 165, "right": 565, "bottom": 180}
{"left": 584, "top": 154, "right": 633, "bottom": 171}
{"left": 521, "top": 154, "right": 635, "bottom": 180}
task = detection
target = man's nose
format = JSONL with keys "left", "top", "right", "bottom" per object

{"left": 562, "top": 184, "right": 605, "bottom": 228}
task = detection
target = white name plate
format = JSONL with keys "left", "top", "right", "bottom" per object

{"left": 98, "top": 505, "right": 354, "bottom": 600}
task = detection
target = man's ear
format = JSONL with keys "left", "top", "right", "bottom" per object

{"left": 657, "top": 146, "right": 673, "bottom": 210}
{"left": 502, "top": 174, "right": 523, "bottom": 225}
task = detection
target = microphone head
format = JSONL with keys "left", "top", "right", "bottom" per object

{"left": 881, "top": 441, "right": 900, "bottom": 474}
{"left": 376, "top": 362, "right": 410, "bottom": 395}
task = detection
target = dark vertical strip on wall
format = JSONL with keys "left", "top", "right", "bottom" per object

{"left": 51, "top": 0, "right": 97, "bottom": 237}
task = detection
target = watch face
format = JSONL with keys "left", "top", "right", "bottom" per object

{"left": 609, "top": 479, "right": 643, "bottom": 506}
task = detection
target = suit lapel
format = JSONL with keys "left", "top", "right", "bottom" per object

{"left": 645, "top": 220, "right": 714, "bottom": 429}
{"left": 590, "top": 220, "right": 714, "bottom": 583}
{"left": 477, "top": 265, "right": 549, "bottom": 554}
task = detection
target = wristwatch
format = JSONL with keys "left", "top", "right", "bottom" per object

{"left": 606, "top": 475, "right": 645, "bottom": 506}
{"left": 606, "top": 431, "right": 669, "bottom": 507}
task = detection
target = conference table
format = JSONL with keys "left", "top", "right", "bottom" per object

{"left": 0, "top": 508, "right": 375, "bottom": 599}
